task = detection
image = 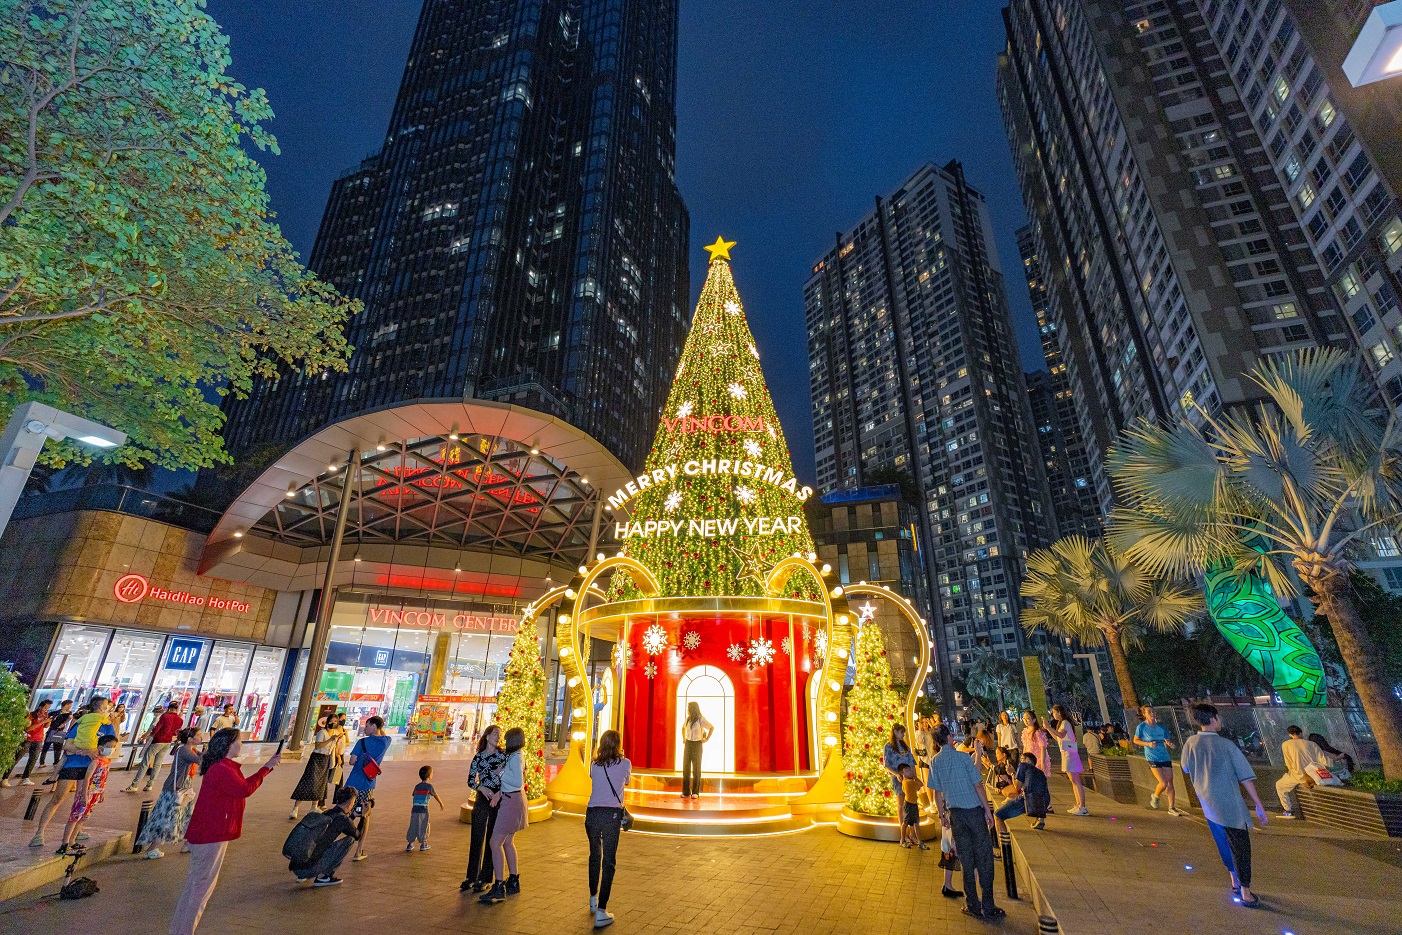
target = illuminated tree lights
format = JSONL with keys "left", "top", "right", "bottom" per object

{"left": 843, "top": 621, "right": 902, "bottom": 817}
{"left": 609, "top": 252, "right": 818, "bottom": 599}
{"left": 494, "top": 614, "right": 547, "bottom": 800}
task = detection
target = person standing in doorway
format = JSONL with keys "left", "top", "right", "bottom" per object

{"left": 1134, "top": 705, "right": 1182, "bottom": 815}
{"left": 1275, "top": 725, "right": 1327, "bottom": 819}
{"left": 343, "top": 715, "right": 391, "bottom": 862}
{"left": 926, "top": 724, "right": 1003, "bottom": 921}
{"left": 585, "top": 729, "right": 631, "bottom": 929}
{"left": 1180, "top": 703, "right": 1268, "bottom": 909}
{"left": 3, "top": 699, "right": 50, "bottom": 786}
{"left": 169, "top": 728, "right": 279, "bottom": 934}
{"left": 1049, "top": 704, "right": 1089, "bottom": 816}
{"left": 679, "top": 702, "right": 712, "bottom": 800}
{"left": 479, "top": 726, "right": 528, "bottom": 905}
{"left": 461, "top": 725, "right": 506, "bottom": 893}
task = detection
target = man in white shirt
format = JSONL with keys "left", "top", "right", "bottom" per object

{"left": 210, "top": 704, "right": 239, "bottom": 733}
{"left": 1275, "top": 725, "right": 1327, "bottom": 818}
{"left": 1081, "top": 725, "right": 1101, "bottom": 757}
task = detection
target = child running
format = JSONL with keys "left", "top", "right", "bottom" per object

{"left": 899, "top": 764, "right": 927, "bottom": 849}
{"left": 406, "top": 764, "right": 445, "bottom": 851}
{"left": 59, "top": 732, "right": 117, "bottom": 855}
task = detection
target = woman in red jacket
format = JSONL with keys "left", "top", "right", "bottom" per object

{"left": 169, "top": 728, "right": 280, "bottom": 935}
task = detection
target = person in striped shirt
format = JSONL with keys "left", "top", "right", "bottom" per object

{"left": 406, "top": 765, "right": 444, "bottom": 851}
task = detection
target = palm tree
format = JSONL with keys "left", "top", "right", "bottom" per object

{"left": 1108, "top": 347, "right": 1402, "bottom": 778}
{"left": 1020, "top": 535, "right": 1202, "bottom": 725}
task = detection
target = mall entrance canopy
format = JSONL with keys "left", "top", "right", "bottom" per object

{"left": 200, "top": 400, "right": 633, "bottom": 597}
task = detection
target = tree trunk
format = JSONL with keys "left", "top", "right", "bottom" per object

{"left": 1103, "top": 630, "right": 1140, "bottom": 728}
{"left": 1305, "top": 567, "right": 1402, "bottom": 780}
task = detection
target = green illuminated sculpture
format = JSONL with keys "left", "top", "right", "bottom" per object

{"left": 1203, "top": 559, "right": 1326, "bottom": 707}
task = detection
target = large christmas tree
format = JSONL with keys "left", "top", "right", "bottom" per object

{"left": 610, "top": 238, "right": 817, "bottom": 599}
{"left": 494, "top": 615, "right": 547, "bottom": 800}
{"left": 843, "top": 619, "right": 903, "bottom": 816}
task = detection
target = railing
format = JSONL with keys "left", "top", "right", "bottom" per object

{"left": 12, "top": 484, "right": 223, "bottom": 534}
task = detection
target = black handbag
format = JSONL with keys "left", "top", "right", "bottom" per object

{"left": 600, "top": 762, "right": 633, "bottom": 831}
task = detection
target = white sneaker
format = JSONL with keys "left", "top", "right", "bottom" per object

{"left": 594, "top": 909, "right": 615, "bottom": 929}
{"left": 1278, "top": 811, "right": 1295, "bottom": 819}
{"left": 1071, "top": 807, "right": 1090, "bottom": 816}
{"left": 590, "top": 895, "right": 598, "bottom": 912}
{"left": 1148, "top": 793, "right": 1160, "bottom": 809}
{"left": 21, "top": 779, "right": 34, "bottom": 785}
{"left": 145, "top": 848, "right": 164, "bottom": 860}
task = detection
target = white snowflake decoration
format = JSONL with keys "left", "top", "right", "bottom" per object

{"left": 613, "top": 643, "right": 633, "bottom": 669}
{"left": 641, "top": 623, "right": 668, "bottom": 656}
{"left": 748, "top": 343, "right": 759, "bottom": 359}
{"left": 726, "top": 643, "right": 745, "bottom": 662}
{"left": 724, "top": 299, "right": 743, "bottom": 316}
{"left": 676, "top": 400, "right": 694, "bottom": 418}
{"left": 743, "top": 438, "right": 763, "bottom": 459}
{"left": 728, "top": 382, "right": 747, "bottom": 400}
{"left": 766, "top": 422, "right": 777, "bottom": 440}
{"left": 734, "top": 485, "right": 756, "bottom": 505}
{"left": 748, "top": 637, "right": 775, "bottom": 666}
{"left": 682, "top": 630, "right": 701, "bottom": 650}
{"left": 644, "top": 661, "right": 657, "bottom": 679}
{"left": 781, "top": 636, "right": 793, "bottom": 656}
{"left": 664, "top": 491, "right": 683, "bottom": 512}
{"left": 814, "top": 630, "right": 829, "bottom": 660}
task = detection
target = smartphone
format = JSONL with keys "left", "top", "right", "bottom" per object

{"left": 276, "top": 738, "right": 285, "bottom": 755}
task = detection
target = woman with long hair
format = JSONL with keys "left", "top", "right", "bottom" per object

{"left": 479, "top": 726, "right": 527, "bottom": 905}
{"left": 680, "top": 701, "right": 713, "bottom": 799}
{"left": 461, "top": 724, "right": 507, "bottom": 893}
{"left": 138, "top": 728, "right": 202, "bottom": 859}
{"left": 1021, "top": 711, "right": 1051, "bottom": 812}
{"left": 1049, "top": 704, "right": 1089, "bottom": 816}
{"left": 170, "top": 728, "right": 279, "bottom": 934}
{"left": 289, "top": 717, "right": 334, "bottom": 820}
{"left": 586, "top": 729, "right": 631, "bottom": 929}
{"left": 883, "top": 723, "right": 917, "bottom": 842}
{"left": 1133, "top": 705, "right": 1180, "bottom": 815}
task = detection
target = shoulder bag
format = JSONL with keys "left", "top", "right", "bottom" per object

{"left": 600, "top": 762, "right": 633, "bottom": 832}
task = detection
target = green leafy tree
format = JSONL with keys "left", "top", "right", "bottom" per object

{"left": 842, "top": 620, "right": 902, "bottom": 816}
{"left": 1311, "top": 572, "right": 1402, "bottom": 706}
{"left": 0, "top": 0, "right": 354, "bottom": 470}
{"left": 1108, "top": 347, "right": 1402, "bottom": 778}
{"left": 493, "top": 615, "right": 546, "bottom": 801}
{"left": 610, "top": 244, "right": 816, "bottom": 599}
{"left": 964, "top": 649, "right": 1031, "bottom": 714}
{"left": 0, "top": 670, "right": 30, "bottom": 778}
{"left": 1020, "top": 535, "right": 1201, "bottom": 725}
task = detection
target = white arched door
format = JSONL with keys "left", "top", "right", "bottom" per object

{"left": 595, "top": 667, "right": 614, "bottom": 739}
{"left": 674, "top": 665, "right": 735, "bottom": 774}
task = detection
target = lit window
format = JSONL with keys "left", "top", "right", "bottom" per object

{"left": 1180, "top": 389, "right": 1195, "bottom": 410}
{"left": 1372, "top": 535, "right": 1400, "bottom": 558}
{"left": 1212, "top": 164, "right": 1235, "bottom": 180}
{"left": 1273, "top": 76, "right": 1290, "bottom": 104}
{"left": 1382, "top": 219, "right": 1402, "bottom": 255}
{"left": 1296, "top": 181, "right": 1316, "bottom": 210}
{"left": 1271, "top": 302, "right": 1298, "bottom": 320}
{"left": 1370, "top": 342, "right": 1394, "bottom": 368}
{"left": 1339, "top": 268, "right": 1362, "bottom": 299}
{"left": 1317, "top": 99, "right": 1336, "bottom": 129}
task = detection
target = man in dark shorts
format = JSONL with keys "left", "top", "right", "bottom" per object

{"left": 29, "top": 703, "right": 107, "bottom": 849}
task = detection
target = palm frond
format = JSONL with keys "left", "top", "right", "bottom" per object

{"left": 1107, "top": 419, "right": 1224, "bottom": 522}
{"left": 1250, "top": 346, "right": 1384, "bottom": 455}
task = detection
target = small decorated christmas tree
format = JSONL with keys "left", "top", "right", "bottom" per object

{"left": 494, "top": 615, "right": 547, "bottom": 800}
{"left": 609, "top": 238, "right": 818, "bottom": 599}
{"left": 842, "top": 620, "right": 903, "bottom": 816}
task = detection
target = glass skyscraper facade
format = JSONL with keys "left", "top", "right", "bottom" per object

{"left": 222, "top": 0, "right": 689, "bottom": 471}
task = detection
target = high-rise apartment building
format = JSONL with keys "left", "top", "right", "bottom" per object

{"left": 222, "top": 0, "right": 689, "bottom": 470}
{"left": 996, "top": 0, "right": 1354, "bottom": 514}
{"left": 1017, "top": 227, "right": 1103, "bottom": 537}
{"left": 805, "top": 162, "right": 1052, "bottom": 695}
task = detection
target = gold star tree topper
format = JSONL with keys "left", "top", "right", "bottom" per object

{"left": 703, "top": 235, "right": 736, "bottom": 263}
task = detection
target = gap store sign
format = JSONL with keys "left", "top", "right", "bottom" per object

{"left": 164, "top": 637, "right": 205, "bottom": 671}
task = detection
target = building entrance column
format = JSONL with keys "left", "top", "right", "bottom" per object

{"left": 427, "top": 632, "right": 451, "bottom": 695}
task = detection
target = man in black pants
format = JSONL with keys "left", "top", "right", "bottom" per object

{"left": 926, "top": 724, "right": 1004, "bottom": 920}
{"left": 289, "top": 787, "right": 361, "bottom": 887}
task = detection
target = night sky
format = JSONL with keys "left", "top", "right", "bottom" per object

{"left": 206, "top": 0, "right": 1040, "bottom": 481}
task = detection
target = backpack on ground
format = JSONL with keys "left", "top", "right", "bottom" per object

{"left": 60, "top": 877, "right": 99, "bottom": 899}
{"left": 282, "top": 811, "right": 332, "bottom": 869}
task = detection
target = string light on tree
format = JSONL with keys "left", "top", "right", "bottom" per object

{"left": 494, "top": 614, "right": 547, "bottom": 800}
{"left": 843, "top": 616, "right": 902, "bottom": 816}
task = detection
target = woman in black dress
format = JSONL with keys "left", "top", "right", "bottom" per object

{"left": 461, "top": 725, "right": 507, "bottom": 893}
{"left": 289, "top": 717, "right": 334, "bottom": 820}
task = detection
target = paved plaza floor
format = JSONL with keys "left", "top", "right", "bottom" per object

{"left": 0, "top": 757, "right": 1039, "bottom": 935}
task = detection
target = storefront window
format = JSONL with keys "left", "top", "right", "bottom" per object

{"left": 198, "top": 641, "right": 253, "bottom": 714}
{"left": 145, "top": 636, "right": 211, "bottom": 729}
{"left": 241, "top": 646, "right": 285, "bottom": 740}
{"left": 92, "top": 629, "right": 163, "bottom": 739}
{"left": 36, "top": 625, "right": 110, "bottom": 708}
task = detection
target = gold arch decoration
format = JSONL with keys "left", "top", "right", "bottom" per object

{"left": 544, "top": 553, "right": 661, "bottom": 809}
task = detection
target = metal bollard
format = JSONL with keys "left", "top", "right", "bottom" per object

{"left": 1038, "top": 915, "right": 1059, "bottom": 934}
{"left": 24, "top": 788, "right": 42, "bottom": 821}
{"left": 133, "top": 799, "right": 153, "bottom": 853}
{"left": 1000, "top": 829, "right": 1018, "bottom": 899}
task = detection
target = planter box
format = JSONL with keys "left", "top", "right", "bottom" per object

{"left": 1295, "top": 784, "right": 1402, "bottom": 838}
{"left": 1087, "top": 755, "right": 1138, "bottom": 804}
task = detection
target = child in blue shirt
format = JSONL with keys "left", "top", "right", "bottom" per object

{"left": 406, "top": 764, "right": 444, "bottom": 851}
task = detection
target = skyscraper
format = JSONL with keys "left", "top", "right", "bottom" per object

{"left": 221, "top": 0, "right": 689, "bottom": 471}
{"left": 805, "top": 162, "right": 1053, "bottom": 694}
{"left": 997, "top": 0, "right": 1354, "bottom": 514}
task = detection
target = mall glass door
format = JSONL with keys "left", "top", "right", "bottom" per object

{"left": 137, "top": 635, "right": 212, "bottom": 741}
{"left": 34, "top": 625, "right": 111, "bottom": 709}
{"left": 91, "top": 629, "right": 164, "bottom": 742}
{"left": 239, "top": 646, "right": 285, "bottom": 740}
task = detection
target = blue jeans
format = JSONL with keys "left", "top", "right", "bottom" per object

{"left": 1206, "top": 820, "right": 1252, "bottom": 888}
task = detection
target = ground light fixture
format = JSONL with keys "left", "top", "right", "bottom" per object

{"left": 1344, "top": 1, "right": 1402, "bottom": 86}
{"left": 0, "top": 401, "right": 126, "bottom": 540}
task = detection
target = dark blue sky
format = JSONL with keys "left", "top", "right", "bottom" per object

{"left": 207, "top": 0, "right": 1040, "bottom": 481}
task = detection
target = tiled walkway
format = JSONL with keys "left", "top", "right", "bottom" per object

{"left": 0, "top": 757, "right": 1039, "bottom": 934}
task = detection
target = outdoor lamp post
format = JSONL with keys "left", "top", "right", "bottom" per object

{"left": 0, "top": 401, "right": 126, "bottom": 539}
{"left": 1344, "top": 1, "right": 1402, "bottom": 86}
{"left": 1073, "top": 652, "right": 1112, "bottom": 726}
